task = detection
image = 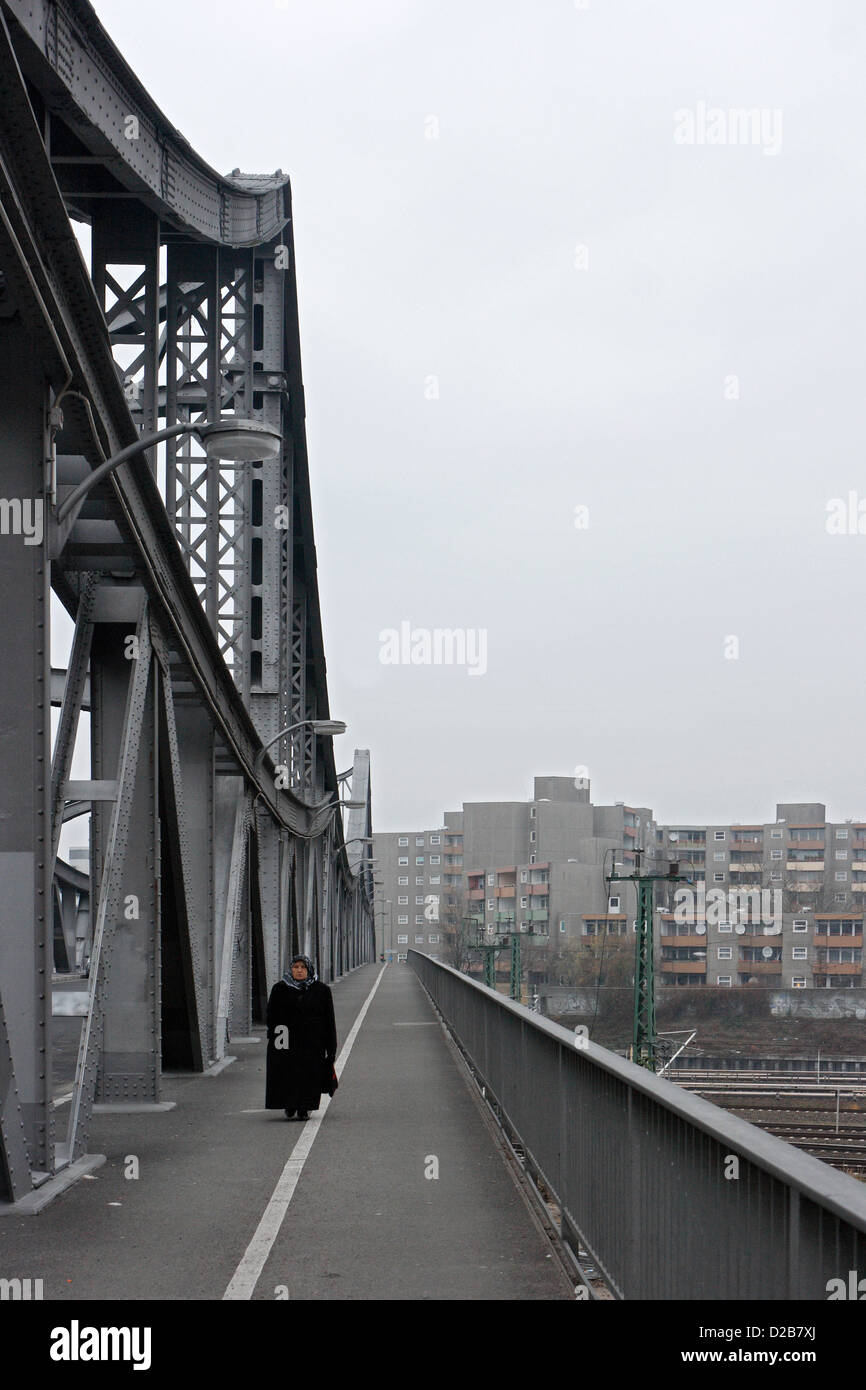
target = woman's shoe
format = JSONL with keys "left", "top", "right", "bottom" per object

{"left": 296, "top": 1110, "right": 310, "bottom": 1121}
{"left": 284, "top": 1108, "right": 295, "bottom": 1119}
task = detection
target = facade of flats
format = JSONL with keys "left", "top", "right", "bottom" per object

{"left": 374, "top": 788, "right": 865, "bottom": 988}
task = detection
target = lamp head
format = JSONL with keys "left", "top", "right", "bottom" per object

{"left": 195, "top": 418, "right": 282, "bottom": 462}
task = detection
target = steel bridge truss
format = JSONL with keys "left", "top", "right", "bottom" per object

{"left": 0, "top": 0, "right": 374, "bottom": 1206}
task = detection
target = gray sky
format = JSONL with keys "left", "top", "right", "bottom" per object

{"left": 90, "top": 0, "right": 866, "bottom": 830}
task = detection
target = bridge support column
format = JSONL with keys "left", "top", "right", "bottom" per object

{"left": 0, "top": 320, "right": 52, "bottom": 1189}
{"left": 169, "top": 698, "right": 215, "bottom": 1066}
{"left": 90, "top": 594, "right": 161, "bottom": 1107}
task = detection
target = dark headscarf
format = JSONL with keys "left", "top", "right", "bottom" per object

{"left": 283, "top": 954, "right": 317, "bottom": 990}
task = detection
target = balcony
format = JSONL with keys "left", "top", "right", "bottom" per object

{"left": 527, "top": 909, "right": 549, "bottom": 922}
{"left": 814, "top": 934, "right": 863, "bottom": 948}
{"left": 467, "top": 889, "right": 485, "bottom": 900}
{"left": 660, "top": 961, "right": 706, "bottom": 974}
{"left": 785, "top": 861, "right": 824, "bottom": 871}
{"left": 738, "top": 959, "right": 783, "bottom": 973}
{"left": 813, "top": 962, "right": 862, "bottom": 976}
{"left": 659, "top": 934, "right": 706, "bottom": 947}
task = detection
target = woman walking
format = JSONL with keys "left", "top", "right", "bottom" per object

{"left": 265, "top": 954, "right": 337, "bottom": 1120}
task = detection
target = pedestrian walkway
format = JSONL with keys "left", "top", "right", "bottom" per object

{"left": 1, "top": 963, "right": 572, "bottom": 1300}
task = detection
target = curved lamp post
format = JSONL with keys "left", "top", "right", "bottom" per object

{"left": 56, "top": 417, "right": 282, "bottom": 525}
{"left": 253, "top": 717, "right": 347, "bottom": 777}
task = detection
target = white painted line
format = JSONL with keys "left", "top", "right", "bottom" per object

{"left": 53, "top": 1092, "right": 73, "bottom": 1108}
{"left": 393, "top": 1022, "right": 437, "bottom": 1026}
{"left": 223, "top": 964, "right": 388, "bottom": 1300}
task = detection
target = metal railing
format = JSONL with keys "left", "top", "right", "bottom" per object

{"left": 409, "top": 951, "right": 866, "bottom": 1299}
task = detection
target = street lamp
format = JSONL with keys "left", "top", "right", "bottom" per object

{"left": 55, "top": 418, "right": 282, "bottom": 525}
{"left": 253, "top": 718, "right": 347, "bottom": 775}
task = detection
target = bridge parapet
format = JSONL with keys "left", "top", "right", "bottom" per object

{"left": 409, "top": 951, "right": 866, "bottom": 1299}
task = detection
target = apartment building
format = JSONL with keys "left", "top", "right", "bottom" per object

{"left": 372, "top": 827, "right": 449, "bottom": 961}
{"left": 376, "top": 789, "right": 864, "bottom": 989}
{"left": 455, "top": 777, "right": 652, "bottom": 944}
{"left": 654, "top": 802, "right": 865, "bottom": 988}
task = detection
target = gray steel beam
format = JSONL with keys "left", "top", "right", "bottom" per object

{"left": 170, "top": 695, "right": 216, "bottom": 1064}
{"left": 91, "top": 202, "right": 161, "bottom": 472}
{"left": 50, "top": 572, "right": 96, "bottom": 870}
{"left": 90, "top": 596, "right": 160, "bottom": 1105}
{"left": 66, "top": 604, "right": 153, "bottom": 1159}
{"left": 214, "top": 785, "right": 250, "bottom": 1058}
{"left": 4, "top": 0, "right": 291, "bottom": 248}
{"left": 0, "top": 300, "right": 53, "bottom": 1181}
{"left": 0, "top": 989, "right": 30, "bottom": 1201}
{"left": 152, "top": 623, "right": 206, "bottom": 1070}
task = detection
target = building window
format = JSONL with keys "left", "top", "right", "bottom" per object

{"left": 520, "top": 897, "right": 528, "bottom": 908}
{"left": 717, "top": 976, "right": 732, "bottom": 987}
{"left": 398, "top": 876, "right": 408, "bottom": 886}
{"left": 837, "top": 828, "right": 849, "bottom": 838}
{"left": 428, "top": 934, "right": 439, "bottom": 944}
{"left": 713, "top": 852, "right": 725, "bottom": 862}
{"left": 836, "top": 850, "right": 848, "bottom": 860}
{"left": 609, "top": 896, "right": 620, "bottom": 911}
{"left": 398, "top": 915, "right": 408, "bottom": 925}
{"left": 718, "top": 947, "right": 732, "bottom": 960}
{"left": 835, "top": 893, "right": 848, "bottom": 903}
{"left": 530, "top": 806, "right": 536, "bottom": 818}
{"left": 397, "top": 934, "right": 408, "bottom": 944}
{"left": 416, "top": 856, "right": 425, "bottom": 865}
{"left": 530, "top": 831, "right": 536, "bottom": 843}
{"left": 792, "top": 946, "right": 807, "bottom": 960}
{"left": 398, "top": 857, "right": 409, "bottom": 866}
{"left": 430, "top": 835, "right": 440, "bottom": 845}
{"left": 415, "top": 934, "right": 424, "bottom": 943}
{"left": 770, "top": 829, "right": 782, "bottom": 839}
{"left": 792, "top": 977, "right": 807, "bottom": 988}
{"left": 398, "top": 837, "right": 408, "bottom": 846}
{"left": 416, "top": 896, "right": 425, "bottom": 905}
{"left": 398, "top": 896, "right": 408, "bottom": 905}
{"left": 530, "top": 855, "right": 536, "bottom": 864}
{"left": 770, "top": 872, "right": 782, "bottom": 882}
{"left": 396, "top": 953, "right": 408, "bottom": 962}
{"left": 520, "top": 871, "right": 528, "bottom": 883}
{"left": 714, "top": 830, "right": 726, "bottom": 841}
{"left": 713, "top": 873, "right": 725, "bottom": 883}
{"left": 416, "top": 876, "right": 424, "bottom": 886}
{"left": 836, "top": 872, "right": 848, "bottom": 881}
{"left": 718, "top": 922, "right": 732, "bottom": 933}
{"left": 430, "top": 855, "right": 440, "bottom": 864}
{"left": 792, "top": 919, "right": 808, "bottom": 932}
{"left": 770, "top": 849, "right": 783, "bottom": 860}
{"left": 559, "top": 921, "right": 566, "bottom": 933}
{"left": 487, "top": 873, "right": 495, "bottom": 886}
{"left": 487, "top": 900, "right": 495, "bottom": 910}
{"left": 415, "top": 916, "right": 424, "bottom": 925}
{"left": 416, "top": 837, "right": 424, "bottom": 847}
{"left": 430, "top": 875, "right": 440, "bottom": 884}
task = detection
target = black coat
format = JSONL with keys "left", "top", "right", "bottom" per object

{"left": 265, "top": 979, "right": 337, "bottom": 1111}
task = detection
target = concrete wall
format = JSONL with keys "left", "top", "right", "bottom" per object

{"left": 770, "top": 989, "right": 866, "bottom": 1019}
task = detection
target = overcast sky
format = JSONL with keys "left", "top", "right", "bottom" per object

{"left": 88, "top": 0, "right": 866, "bottom": 831}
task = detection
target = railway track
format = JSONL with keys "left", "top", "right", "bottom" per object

{"left": 750, "top": 1124, "right": 866, "bottom": 1173}
{"left": 672, "top": 1076, "right": 866, "bottom": 1174}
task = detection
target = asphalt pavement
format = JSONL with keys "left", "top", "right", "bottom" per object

{"left": 1, "top": 962, "right": 572, "bottom": 1301}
